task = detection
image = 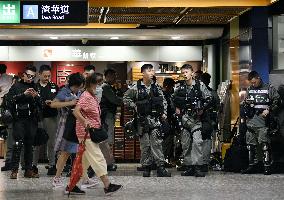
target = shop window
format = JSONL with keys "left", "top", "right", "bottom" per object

{"left": 273, "top": 16, "right": 284, "bottom": 70}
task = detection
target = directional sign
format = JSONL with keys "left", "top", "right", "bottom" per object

{"left": 21, "top": 1, "right": 88, "bottom": 24}
{"left": 0, "top": 1, "right": 20, "bottom": 24}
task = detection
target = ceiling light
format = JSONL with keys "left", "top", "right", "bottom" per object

{"left": 110, "top": 36, "right": 119, "bottom": 40}
{"left": 171, "top": 36, "right": 181, "bottom": 40}
{"left": 49, "top": 36, "right": 58, "bottom": 39}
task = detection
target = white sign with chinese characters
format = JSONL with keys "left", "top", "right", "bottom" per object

{"left": 41, "top": 4, "right": 69, "bottom": 20}
{"left": 7, "top": 46, "right": 202, "bottom": 61}
{"left": 71, "top": 49, "right": 96, "bottom": 60}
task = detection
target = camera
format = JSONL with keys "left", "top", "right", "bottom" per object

{"left": 81, "top": 38, "right": 88, "bottom": 45}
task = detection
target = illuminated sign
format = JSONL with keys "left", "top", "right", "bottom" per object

{"left": 71, "top": 49, "right": 96, "bottom": 60}
{"left": 21, "top": 1, "right": 88, "bottom": 24}
{"left": 0, "top": 1, "right": 20, "bottom": 24}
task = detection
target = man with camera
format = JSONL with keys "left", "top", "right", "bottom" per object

{"left": 242, "top": 71, "right": 280, "bottom": 175}
{"left": 7, "top": 65, "right": 42, "bottom": 179}
{"left": 123, "top": 64, "right": 171, "bottom": 177}
{"left": 174, "top": 64, "right": 212, "bottom": 177}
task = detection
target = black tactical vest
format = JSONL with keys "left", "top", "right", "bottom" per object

{"left": 174, "top": 80, "right": 203, "bottom": 111}
{"left": 136, "top": 79, "right": 164, "bottom": 116}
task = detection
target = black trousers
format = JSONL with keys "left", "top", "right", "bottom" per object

{"left": 11, "top": 118, "right": 37, "bottom": 170}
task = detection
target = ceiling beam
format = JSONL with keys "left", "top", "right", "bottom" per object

{"left": 0, "top": 23, "right": 138, "bottom": 29}
{"left": 89, "top": 0, "right": 270, "bottom": 7}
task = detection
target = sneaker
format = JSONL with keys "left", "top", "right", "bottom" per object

{"left": 65, "top": 185, "right": 86, "bottom": 195}
{"left": 47, "top": 165, "right": 57, "bottom": 176}
{"left": 104, "top": 183, "right": 123, "bottom": 196}
{"left": 52, "top": 177, "right": 64, "bottom": 188}
{"left": 81, "top": 177, "right": 99, "bottom": 189}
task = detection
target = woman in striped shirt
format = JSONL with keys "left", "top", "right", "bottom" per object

{"left": 73, "top": 73, "right": 123, "bottom": 195}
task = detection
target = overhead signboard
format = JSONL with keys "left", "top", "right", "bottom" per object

{"left": 0, "top": 1, "right": 20, "bottom": 24}
{"left": 5, "top": 46, "right": 202, "bottom": 61}
{"left": 20, "top": 1, "right": 88, "bottom": 24}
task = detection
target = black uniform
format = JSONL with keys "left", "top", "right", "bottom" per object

{"left": 7, "top": 80, "right": 42, "bottom": 171}
{"left": 35, "top": 81, "right": 58, "bottom": 118}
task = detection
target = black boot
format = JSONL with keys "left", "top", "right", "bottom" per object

{"left": 242, "top": 145, "right": 258, "bottom": 174}
{"left": 194, "top": 166, "right": 206, "bottom": 177}
{"left": 177, "top": 165, "right": 188, "bottom": 171}
{"left": 264, "top": 166, "right": 271, "bottom": 175}
{"left": 200, "top": 164, "right": 209, "bottom": 173}
{"left": 181, "top": 166, "right": 195, "bottom": 176}
{"left": 1, "top": 162, "right": 12, "bottom": 171}
{"left": 263, "top": 143, "right": 272, "bottom": 175}
{"left": 157, "top": 165, "right": 171, "bottom": 177}
{"left": 143, "top": 166, "right": 151, "bottom": 177}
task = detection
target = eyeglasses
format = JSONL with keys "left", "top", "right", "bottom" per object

{"left": 25, "top": 72, "right": 36, "bottom": 79}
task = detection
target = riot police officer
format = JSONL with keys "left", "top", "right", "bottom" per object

{"left": 242, "top": 71, "right": 280, "bottom": 175}
{"left": 174, "top": 64, "right": 212, "bottom": 177}
{"left": 123, "top": 64, "right": 171, "bottom": 177}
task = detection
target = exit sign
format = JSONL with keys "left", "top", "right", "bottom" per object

{"left": 21, "top": 1, "right": 88, "bottom": 24}
{"left": 0, "top": 1, "right": 20, "bottom": 24}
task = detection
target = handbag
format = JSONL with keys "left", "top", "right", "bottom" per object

{"left": 87, "top": 127, "right": 108, "bottom": 143}
{"left": 33, "top": 127, "right": 49, "bottom": 146}
{"left": 63, "top": 109, "right": 79, "bottom": 144}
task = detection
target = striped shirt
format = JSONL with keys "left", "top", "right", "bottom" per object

{"left": 76, "top": 91, "right": 101, "bottom": 139}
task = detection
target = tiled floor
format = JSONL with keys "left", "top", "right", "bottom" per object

{"left": 1, "top": 160, "right": 284, "bottom": 200}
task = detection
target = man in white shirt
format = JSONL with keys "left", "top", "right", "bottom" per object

{"left": 0, "top": 64, "right": 13, "bottom": 105}
{"left": 0, "top": 64, "right": 13, "bottom": 171}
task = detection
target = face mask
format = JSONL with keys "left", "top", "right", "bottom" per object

{"left": 95, "top": 85, "right": 103, "bottom": 102}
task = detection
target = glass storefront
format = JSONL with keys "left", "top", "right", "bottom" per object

{"left": 273, "top": 15, "right": 284, "bottom": 70}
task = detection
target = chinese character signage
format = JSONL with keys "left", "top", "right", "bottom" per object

{"left": 56, "top": 65, "right": 84, "bottom": 87}
{"left": 71, "top": 49, "right": 96, "bottom": 60}
{"left": 0, "top": 1, "right": 20, "bottom": 24}
{"left": 21, "top": 1, "right": 88, "bottom": 24}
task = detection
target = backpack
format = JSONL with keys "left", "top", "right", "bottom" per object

{"left": 223, "top": 121, "right": 249, "bottom": 172}
{"left": 0, "top": 94, "right": 13, "bottom": 125}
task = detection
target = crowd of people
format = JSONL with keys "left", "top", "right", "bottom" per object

{"left": 0, "top": 64, "right": 122, "bottom": 195}
{"left": 0, "top": 62, "right": 283, "bottom": 196}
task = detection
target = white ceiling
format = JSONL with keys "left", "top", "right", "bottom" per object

{"left": 0, "top": 27, "right": 223, "bottom": 40}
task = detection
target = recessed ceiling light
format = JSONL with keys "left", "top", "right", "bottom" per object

{"left": 171, "top": 36, "right": 181, "bottom": 40}
{"left": 49, "top": 36, "right": 58, "bottom": 39}
{"left": 110, "top": 36, "right": 119, "bottom": 40}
